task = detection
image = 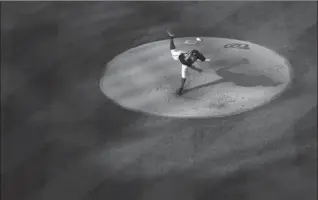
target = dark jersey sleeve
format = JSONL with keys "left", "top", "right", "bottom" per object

{"left": 192, "top": 49, "right": 206, "bottom": 61}
{"left": 197, "top": 51, "right": 206, "bottom": 61}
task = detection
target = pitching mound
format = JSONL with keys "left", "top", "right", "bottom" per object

{"left": 100, "top": 37, "right": 292, "bottom": 118}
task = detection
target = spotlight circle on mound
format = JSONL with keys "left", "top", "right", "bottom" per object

{"left": 100, "top": 37, "right": 292, "bottom": 118}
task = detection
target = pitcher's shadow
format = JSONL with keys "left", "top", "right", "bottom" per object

{"left": 183, "top": 58, "right": 282, "bottom": 94}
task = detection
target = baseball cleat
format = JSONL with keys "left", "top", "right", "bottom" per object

{"left": 176, "top": 88, "right": 184, "bottom": 96}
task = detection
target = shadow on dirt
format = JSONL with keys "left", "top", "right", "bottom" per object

{"left": 183, "top": 57, "right": 283, "bottom": 94}
{"left": 212, "top": 57, "right": 250, "bottom": 69}
{"left": 183, "top": 70, "right": 282, "bottom": 95}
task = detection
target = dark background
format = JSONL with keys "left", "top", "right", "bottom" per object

{"left": 1, "top": 2, "right": 317, "bottom": 200}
